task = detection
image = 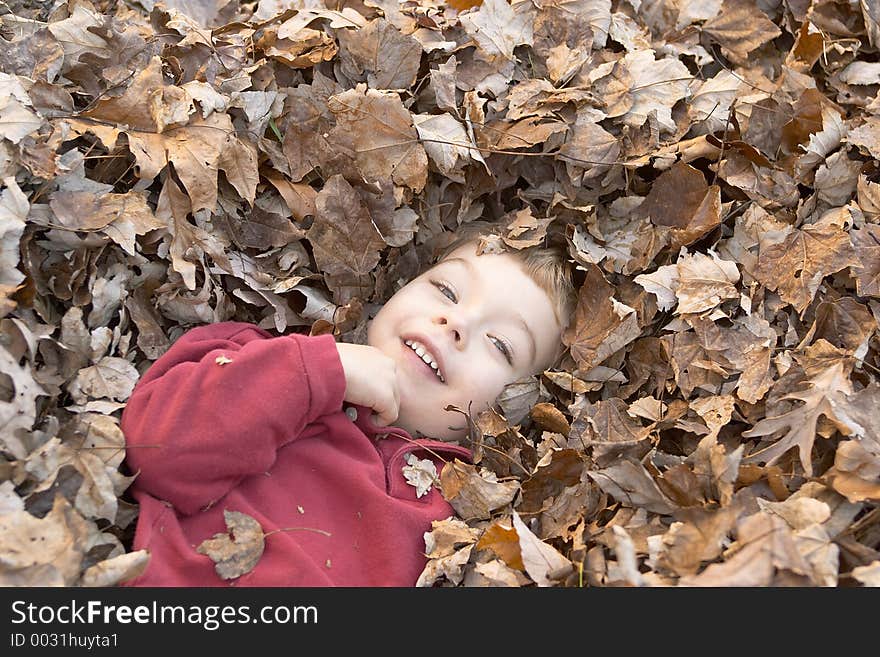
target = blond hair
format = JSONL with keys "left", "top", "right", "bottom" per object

{"left": 428, "top": 221, "right": 577, "bottom": 365}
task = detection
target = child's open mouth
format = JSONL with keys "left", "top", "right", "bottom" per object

{"left": 402, "top": 338, "right": 445, "bottom": 384}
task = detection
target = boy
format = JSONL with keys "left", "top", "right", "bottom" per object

{"left": 120, "top": 225, "right": 576, "bottom": 586}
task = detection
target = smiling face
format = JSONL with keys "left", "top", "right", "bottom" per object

{"left": 366, "top": 242, "right": 563, "bottom": 442}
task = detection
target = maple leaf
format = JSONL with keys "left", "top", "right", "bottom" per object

{"left": 460, "top": 0, "right": 535, "bottom": 61}
{"left": 702, "top": 0, "right": 782, "bottom": 60}
{"left": 755, "top": 216, "right": 859, "bottom": 314}
{"left": 338, "top": 18, "right": 422, "bottom": 91}
{"left": 592, "top": 49, "right": 692, "bottom": 133}
{"left": 196, "top": 510, "right": 265, "bottom": 581}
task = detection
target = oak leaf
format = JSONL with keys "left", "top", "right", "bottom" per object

{"left": 742, "top": 341, "right": 865, "bottom": 476}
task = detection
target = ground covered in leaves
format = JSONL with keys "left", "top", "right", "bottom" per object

{"left": 1, "top": 0, "right": 879, "bottom": 587}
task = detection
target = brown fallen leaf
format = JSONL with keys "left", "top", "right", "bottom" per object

{"left": 511, "top": 510, "right": 572, "bottom": 586}
{"left": 196, "top": 510, "right": 266, "bottom": 581}
{"left": 0, "top": 496, "right": 90, "bottom": 586}
{"left": 680, "top": 510, "right": 823, "bottom": 586}
{"left": 563, "top": 264, "right": 641, "bottom": 371}
{"left": 742, "top": 341, "right": 865, "bottom": 476}
{"left": 439, "top": 459, "right": 519, "bottom": 521}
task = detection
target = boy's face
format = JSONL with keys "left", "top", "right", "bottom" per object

{"left": 366, "top": 242, "right": 563, "bottom": 442}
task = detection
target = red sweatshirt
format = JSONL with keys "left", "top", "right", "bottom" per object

{"left": 120, "top": 321, "right": 471, "bottom": 587}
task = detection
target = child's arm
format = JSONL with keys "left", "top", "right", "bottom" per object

{"left": 121, "top": 321, "right": 345, "bottom": 515}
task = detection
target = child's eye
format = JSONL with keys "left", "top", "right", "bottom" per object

{"left": 490, "top": 336, "right": 513, "bottom": 365}
{"left": 431, "top": 280, "right": 457, "bottom": 303}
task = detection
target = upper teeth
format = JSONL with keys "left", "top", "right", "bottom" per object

{"left": 404, "top": 340, "right": 444, "bottom": 382}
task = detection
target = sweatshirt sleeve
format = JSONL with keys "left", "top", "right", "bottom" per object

{"left": 120, "top": 321, "right": 346, "bottom": 515}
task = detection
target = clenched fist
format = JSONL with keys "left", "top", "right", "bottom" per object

{"left": 335, "top": 342, "right": 400, "bottom": 426}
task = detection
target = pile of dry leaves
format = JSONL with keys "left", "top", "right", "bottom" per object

{"left": 1, "top": 0, "right": 878, "bottom": 588}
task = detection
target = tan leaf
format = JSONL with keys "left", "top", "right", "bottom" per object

{"left": 70, "top": 57, "right": 239, "bottom": 212}
{"left": 80, "top": 550, "right": 150, "bottom": 587}
{"left": 848, "top": 115, "right": 880, "bottom": 160}
{"left": 564, "top": 264, "right": 642, "bottom": 370}
{"left": 495, "top": 375, "right": 540, "bottom": 425}
{"left": 638, "top": 161, "right": 722, "bottom": 251}
{"left": 0, "top": 75, "right": 43, "bottom": 144}
{"left": 0, "top": 496, "right": 89, "bottom": 586}
{"left": 511, "top": 510, "right": 572, "bottom": 586}
{"left": 217, "top": 135, "right": 259, "bottom": 205}
{"left": 810, "top": 296, "right": 876, "bottom": 354}
{"left": 588, "top": 458, "right": 678, "bottom": 515}
{"left": 218, "top": 206, "right": 304, "bottom": 250}
{"left": 423, "top": 517, "right": 480, "bottom": 559}
{"left": 0, "top": 176, "right": 28, "bottom": 289}
{"left": 413, "top": 112, "right": 485, "bottom": 183}
{"left": 487, "top": 117, "right": 568, "bottom": 151}
{"left": 520, "top": 449, "right": 585, "bottom": 516}
{"left": 439, "top": 459, "right": 519, "bottom": 521}
{"left": 851, "top": 225, "right": 880, "bottom": 298}
{"left": 415, "top": 544, "right": 473, "bottom": 587}
{"left": 853, "top": 561, "right": 880, "bottom": 587}
{"left": 155, "top": 175, "right": 232, "bottom": 290}
{"left": 338, "top": 18, "right": 422, "bottom": 90}
{"left": 263, "top": 171, "right": 317, "bottom": 221}
{"left": 814, "top": 150, "right": 862, "bottom": 206}
{"left": 46, "top": 1, "right": 111, "bottom": 61}
{"left": 69, "top": 357, "right": 140, "bottom": 403}
{"left": 49, "top": 190, "right": 165, "bottom": 255}
{"left": 675, "top": 251, "right": 740, "bottom": 314}
{"left": 529, "top": 403, "right": 571, "bottom": 435}
{"left": 470, "top": 559, "right": 527, "bottom": 587}
{"left": 823, "top": 384, "right": 880, "bottom": 502}
{"left": 681, "top": 512, "right": 813, "bottom": 586}
{"left": 25, "top": 435, "right": 121, "bottom": 524}
{"left": 501, "top": 207, "right": 553, "bottom": 249}
{"left": 460, "top": 0, "right": 535, "bottom": 60}
{"left": 558, "top": 112, "right": 620, "bottom": 183}
{"left": 702, "top": 0, "right": 782, "bottom": 59}
{"left": 595, "top": 49, "right": 692, "bottom": 133}
{"left": 607, "top": 525, "right": 644, "bottom": 586}
{"left": 688, "top": 70, "right": 741, "bottom": 134}
{"left": 654, "top": 506, "right": 740, "bottom": 577}
{"left": 757, "top": 496, "right": 831, "bottom": 531}
{"left": 196, "top": 510, "right": 266, "bottom": 580}
{"left": 402, "top": 453, "right": 438, "bottom": 498}
{"left": 755, "top": 216, "right": 859, "bottom": 314}
{"left": 307, "top": 175, "right": 386, "bottom": 304}
{"left": 742, "top": 341, "right": 864, "bottom": 476}
{"left": 0, "top": 342, "right": 46, "bottom": 459}
{"left": 327, "top": 85, "right": 428, "bottom": 192}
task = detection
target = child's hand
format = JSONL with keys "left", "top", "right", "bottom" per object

{"left": 335, "top": 343, "right": 400, "bottom": 426}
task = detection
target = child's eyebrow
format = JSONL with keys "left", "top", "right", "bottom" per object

{"left": 440, "top": 257, "right": 537, "bottom": 367}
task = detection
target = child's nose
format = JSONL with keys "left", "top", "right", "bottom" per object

{"left": 436, "top": 316, "right": 464, "bottom": 344}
